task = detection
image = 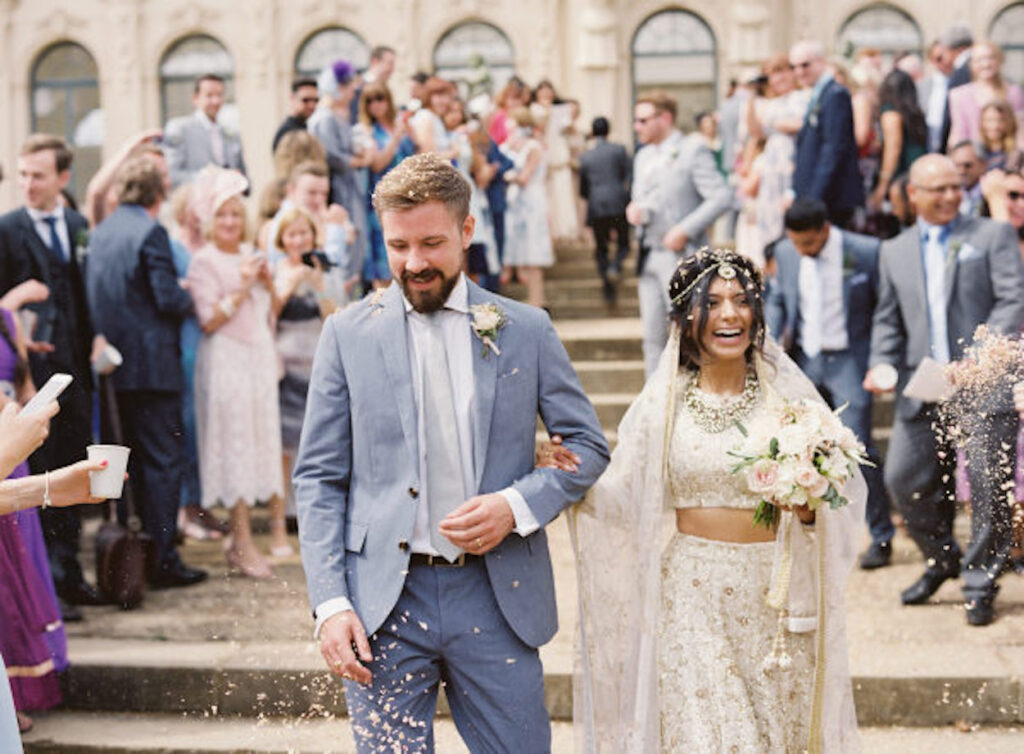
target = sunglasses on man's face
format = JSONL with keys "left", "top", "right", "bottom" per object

{"left": 300, "top": 97, "right": 319, "bottom": 104}
{"left": 366, "top": 95, "right": 387, "bottom": 104}
{"left": 1008, "top": 190, "right": 1024, "bottom": 202}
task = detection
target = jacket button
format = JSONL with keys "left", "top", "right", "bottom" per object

{"left": 408, "top": 486, "right": 419, "bottom": 498}
{"left": 398, "top": 540, "right": 409, "bottom": 552}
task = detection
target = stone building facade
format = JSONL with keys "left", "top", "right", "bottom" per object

{"left": 1, "top": 0, "right": 1021, "bottom": 207}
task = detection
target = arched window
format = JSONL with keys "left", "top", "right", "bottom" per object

{"left": 295, "top": 27, "right": 369, "bottom": 77}
{"left": 30, "top": 42, "right": 102, "bottom": 203}
{"left": 836, "top": 4, "right": 922, "bottom": 64}
{"left": 433, "top": 21, "right": 515, "bottom": 99}
{"left": 159, "top": 35, "right": 236, "bottom": 130}
{"left": 632, "top": 10, "right": 717, "bottom": 131}
{"left": 990, "top": 3, "right": 1024, "bottom": 85}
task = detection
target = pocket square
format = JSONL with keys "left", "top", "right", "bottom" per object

{"left": 956, "top": 244, "right": 983, "bottom": 262}
{"left": 847, "top": 272, "right": 869, "bottom": 285}
{"left": 499, "top": 367, "right": 520, "bottom": 379}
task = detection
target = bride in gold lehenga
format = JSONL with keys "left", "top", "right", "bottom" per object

{"left": 570, "top": 250, "right": 864, "bottom": 753}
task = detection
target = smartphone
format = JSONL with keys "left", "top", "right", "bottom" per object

{"left": 21, "top": 373, "right": 73, "bottom": 416}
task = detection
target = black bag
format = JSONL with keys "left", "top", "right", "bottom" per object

{"left": 94, "top": 375, "right": 152, "bottom": 609}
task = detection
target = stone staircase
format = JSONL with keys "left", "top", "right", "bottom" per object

{"left": 20, "top": 241, "right": 1024, "bottom": 752}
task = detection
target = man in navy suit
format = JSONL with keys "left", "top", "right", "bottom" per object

{"left": 790, "top": 41, "right": 864, "bottom": 229}
{"left": 86, "top": 158, "right": 207, "bottom": 590}
{"left": 766, "top": 198, "right": 894, "bottom": 568}
{"left": 0, "top": 134, "right": 105, "bottom": 619}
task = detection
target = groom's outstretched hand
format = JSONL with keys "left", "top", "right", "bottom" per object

{"left": 320, "top": 611, "right": 373, "bottom": 684}
{"left": 439, "top": 493, "right": 515, "bottom": 555}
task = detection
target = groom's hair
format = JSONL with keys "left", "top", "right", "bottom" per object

{"left": 372, "top": 152, "right": 471, "bottom": 224}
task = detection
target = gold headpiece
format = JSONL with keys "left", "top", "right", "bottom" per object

{"left": 670, "top": 248, "right": 743, "bottom": 307}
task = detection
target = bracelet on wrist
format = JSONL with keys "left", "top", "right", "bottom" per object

{"left": 42, "top": 470, "right": 52, "bottom": 509}
{"left": 219, "top": 296, "right": 238, "bottom": 318}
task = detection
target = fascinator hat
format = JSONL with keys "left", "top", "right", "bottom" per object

{"left": 318, "top": 58, "right": 355, "bottom": 97}
{"left": 189, "top": 166, "right": 249, "bottom": 231}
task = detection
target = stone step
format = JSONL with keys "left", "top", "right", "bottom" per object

{"left": 553, "top": 318, "right": 645, "bottom": 361}
{"left": 504, "top": 278, "right": 639, "bottom": 302}
{"left": 547, "top": 298, "right": 640, "bottom": 319}
{"left": 21, "top": 713, "right": 1024, "bottom": 754}
{"left": 574, "top": 359, "right": 646, "bottom": 394}
{"left": 50, "top": 638, "right": 1024, "bottom": 728}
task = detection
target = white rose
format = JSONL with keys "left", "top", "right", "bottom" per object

{"left": 474, "top": 309, "right": 501, "bottom": 331}
{"left": 795, "top": 462, "right": 830, "bottom": 498}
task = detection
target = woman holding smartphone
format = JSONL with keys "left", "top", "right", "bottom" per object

{"left": 187, "top": 167, "right": 284, "bottom": 579}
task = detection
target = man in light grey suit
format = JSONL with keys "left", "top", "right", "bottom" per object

{"left": 627, "top": 90, "right": 732, "bottom": 375}
{"left": 163, "top": 74, "right": 246, "bottom": 188}
{"left": 866, "top": 154, "right": 1024, "bottom": 626}
{"left": 294, "top": 153, "right": 609, "bottom": 751}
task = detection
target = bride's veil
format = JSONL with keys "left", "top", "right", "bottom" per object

{"left": 569, "top": 324, "right": 864, "bottom": 753}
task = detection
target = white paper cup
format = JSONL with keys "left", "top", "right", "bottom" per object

{"left": 86, "top": 444, "right": 130, "bottom": 498}
{"left": 870, "top": 363, "right": 899, "bottom": 391}
{"left": 93, "top": 344, "right": 123, "bottom": 376}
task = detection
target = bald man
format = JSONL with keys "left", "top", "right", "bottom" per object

{"left": 866, "top": 154, "right": 1024, "bottom": 625}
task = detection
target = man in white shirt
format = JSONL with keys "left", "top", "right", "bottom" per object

{"left": 919, "top": 41, "right": 954, "bottom": 153}
{"left": 164, "top": 74, "right": 247, "bottom": 188}
{"left": 766, "top": 198, "right": 892, "bottom": 569}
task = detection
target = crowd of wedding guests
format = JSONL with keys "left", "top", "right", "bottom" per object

{"left": 0, "top": 44, "right": 595, "bottom": 735}
{"left": 3, "top": 23, "right": 1024, "bottom": 741}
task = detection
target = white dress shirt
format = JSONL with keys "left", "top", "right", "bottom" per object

{"left": 314, "top": 274, "right": 539, "bottom": 636}
{"left": 195, "top": 110, "right": 225, "bottom": 166}
{"left": 26, "top": 205, "right": 71, "bottom": 261}
{"left": 798, "top": 227, "right": 848, "bottom": 357}
{"left": 924, "top": 73, "right": 949, "bottom": 153}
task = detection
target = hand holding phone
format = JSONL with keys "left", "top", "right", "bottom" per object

{"left": 21, "top": 373, "right": 73, "bottom": 417}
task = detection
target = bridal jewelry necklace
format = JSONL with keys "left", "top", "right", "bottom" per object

{"left": 684, "top": 369, "right": 760, "bottom": 433}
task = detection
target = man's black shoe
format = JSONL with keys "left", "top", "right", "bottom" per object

{"left": 62, "top": 580, "right": 106, "bottom": 606}
{"left": 900, "top": 567, "right": 958, "bottom": 605}
{"left": 965, "top": 597, "right": 995, "bottom": 626}
{"left": 859, "top": 541, "right": 892, "bottom": 570}
{"left": 148, "top": 564, "right": 208, "bottom": 590}
{"left": 57, "top": 596, "right": 83, "bottom": 623}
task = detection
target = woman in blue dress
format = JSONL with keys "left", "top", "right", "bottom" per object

{"left": 354, "top": 81, "right": 415, "bottom": 289}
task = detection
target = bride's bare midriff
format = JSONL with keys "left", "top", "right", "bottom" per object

{"left": 675, "top": 507, "right": 776, "bottom": 543}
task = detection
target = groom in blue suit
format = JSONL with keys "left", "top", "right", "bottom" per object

{"left": 294, "top": 153, "right": 609, "bottom": 751}
{"left": 766, "top": 198, "right": 893, "bottom": 569}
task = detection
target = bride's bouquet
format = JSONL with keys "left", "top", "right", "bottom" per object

{"left": 730, "top": 398, "right": 871, "bottom": 528}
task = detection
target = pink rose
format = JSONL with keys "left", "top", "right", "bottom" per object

{"left": 795, "top": 463, "right": 830, "bottom": 498}
{"left": 746, "top": 459, "right": 780, "bottom": 494}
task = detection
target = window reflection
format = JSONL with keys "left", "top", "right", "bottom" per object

{"left": 990, "top": 3, "right": 1024, "bottom": 85}
{"left": 160, "top": 35, "right": 237, "bottom": 132}
{"left": 433, "top": 22, "right": 516, "bottom": 99}
{"left": 295, "top": 27, "right": 369, "bottom": 77}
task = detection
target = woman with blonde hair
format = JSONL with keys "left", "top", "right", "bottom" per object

{"left": 410, "top": 77, "right": 459, "bottom": 160}
{"left": 272, "top": 130, "right": 327, "bottom": 182}
{"left": 978, "top": 99, "right": 1019, "bottom": 170}
{"left": 745, "top": 52, "right": 810, "bottom": 251}
{"left": 187, "top": 167, "right": 284, "bottom": 578}
{"left": 948, "top": 41, "right": 1024, "bottom": 150}
{"left": 502, "top": 107, "right": 553, "bottom": 308}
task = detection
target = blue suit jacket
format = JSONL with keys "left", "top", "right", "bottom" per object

{"left": 86, "top": 205, "right": 194, "bottom": 392}
{"left": 793, "top": 79, "right": 865, "bottom": 212}
{"left": 294, "top": 280, "right": 609, "bottom": 647}
{"left": 765, "top": 229, "right": 879, "bottom": 369}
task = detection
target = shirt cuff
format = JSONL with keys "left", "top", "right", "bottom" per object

{"left": 501, "top": 487, "right": 540, "bottom": 537}
{"left": 313, "top": 596, "right": 354, "bottom": 640}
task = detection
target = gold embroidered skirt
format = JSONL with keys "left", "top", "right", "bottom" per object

{"left": 659, "top": 532, "right": 814, "bottom": 753}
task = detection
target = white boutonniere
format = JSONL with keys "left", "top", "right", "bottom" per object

{"left": 469, "top": 303, "right": 507, "bottom": 357}
{"left": 74, "top": 229, "right": 89, "bottom": 264}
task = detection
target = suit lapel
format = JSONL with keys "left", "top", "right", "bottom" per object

{"left": 904, "top": 228, "right": 929, "bottom": 313}
{"left": 467, "top": 281, "right": 498, "bottom": 491}
{"left": 374, "top": 285, "right": 419, "bottom": 465}
{"left": 17, "top": 209, "right": 57, "bottom": 275}
{"left": 945, "top": 220, "right": 969, "bottom": 304}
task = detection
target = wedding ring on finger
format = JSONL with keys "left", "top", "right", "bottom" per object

{"left": 475, "top": 537, "right": 483, "bottom": 549}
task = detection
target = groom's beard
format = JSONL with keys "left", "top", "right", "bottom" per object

{"left": 401, "top": 267, "right": 459, "bottom": 313}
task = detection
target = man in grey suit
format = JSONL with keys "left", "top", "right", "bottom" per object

{"left": 579, "top": 116, "right": 631, "bottom": 306}
{"left": 866, "top": 154, "right": 1024, "bottom": 626}
{"left": 294, "top": 154, "right": 609, "bottom": 750}
{"left": 163, "top": 74, "right": 246, "bottom": 188}
{"left": 627, "top": 91, "right": 732, "bottom": 375}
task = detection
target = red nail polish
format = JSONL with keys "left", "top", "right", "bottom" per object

{"left": 101, "top": 460, "right": 109, "bottom": 468}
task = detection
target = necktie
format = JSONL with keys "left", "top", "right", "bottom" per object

{"left": 800, "top": 256, "right": 823, "bottom": 358}
{"left": 422, "top": 314, "right": 467, "bottom": 561}
{"left": 42, "top": 215, "right": 67, "bottom": 264}
{"left": 924, "top": 226, "right": 951, "bottom": 364}
{"left": 210, "top": 125, "right": 225, "bottom": 166}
